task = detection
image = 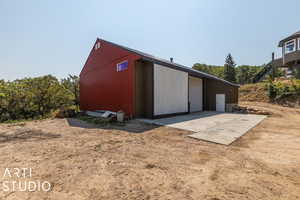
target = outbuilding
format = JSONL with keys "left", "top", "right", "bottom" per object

{"left": 80, "top": 38, "right": 239, "bottom": 118}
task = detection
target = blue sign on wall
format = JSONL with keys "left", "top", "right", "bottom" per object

{"left": 116, "top": 60, "right": 128, "bottom": 72}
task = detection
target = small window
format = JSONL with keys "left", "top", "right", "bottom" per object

{"left": 94, "top": 42, "right": 101, "bottom": 50}
{"left": 116, "top": 60, "right": 128, "bottom": 72}
{"left": 298, "top": 38, "right": 300, "bottom": 50}
{"left": 285, "top": 39, "right": 296, "bottom": 54}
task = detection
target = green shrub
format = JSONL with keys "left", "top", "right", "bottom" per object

{"left": 267, "top": 82, "right": 277, "bottom": 99}
{"left": 0, "top": 75, "right": 79, "bottom": 122}
{"left": 267, "top": 79, "right": 300, "bottom": 101}
{"left": 292, "top": 68, "right": 300, "bottom": 79}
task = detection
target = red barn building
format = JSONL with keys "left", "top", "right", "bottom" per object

{"left": 80, "top": 38, "right": 239, "bottom": 118}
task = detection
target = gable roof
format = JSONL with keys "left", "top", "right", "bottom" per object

{"left": 278, "top": 31, "right": 300, "bottom": 47}
{"left": 100, "top": 38, "right": 239, "bottom": 87}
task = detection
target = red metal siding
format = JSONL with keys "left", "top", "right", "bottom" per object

{"left": 80, "top": 39, "right": 141, "bottom": 116}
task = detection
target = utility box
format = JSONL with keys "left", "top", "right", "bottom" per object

{"left": 117, "top": 111, "right": 124, "bottom": 122}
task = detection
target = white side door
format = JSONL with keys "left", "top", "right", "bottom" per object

{"left": 216, "top": 94, "right": 225, "bottom": 112}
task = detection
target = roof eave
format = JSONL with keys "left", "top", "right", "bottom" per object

{"left": 278, "top": 33, "right": 300, "bottom": 47}
{"left": 140, "top": 57, "right": 240, "bottom": 88}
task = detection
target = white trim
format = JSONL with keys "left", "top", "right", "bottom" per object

{"left": 285, "top": 39, "right": 296, "bottom": 54}
{"left": 298, "top": 38, "right": 300, "bottom": 50}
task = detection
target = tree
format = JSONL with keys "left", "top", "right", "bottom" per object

{"left": 0, "top": 75, "right": 76, "bottom": 122}
{"left": 61, "top": 75, "right": 80, "bottom": 110}
{"left": 236, "top": 65, "right": 262, "bottom": 84}
{"left": 193, "top": 62, "right": 267, "bottom": 85}
{"left": 224, "top": 53, "right": 236, "bottom": 83}
{"left": 192, "top": 63, "right": 224, "bottom": 79}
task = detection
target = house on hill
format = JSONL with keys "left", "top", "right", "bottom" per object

{"left": 274, "top": 31, "right": 300, "bottom": 77}
{"left": 80, "top": 39, "right": 239, "bottom": 118}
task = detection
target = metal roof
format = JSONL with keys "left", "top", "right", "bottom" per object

{"left": 278, "top": 31, "right": 300, "bottom": 47}
{"left": 100, "top": 38, "right": 239, "bottom": 87}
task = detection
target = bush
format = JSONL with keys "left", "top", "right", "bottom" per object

{"left": 267, "top": 79, "right": 300, "bottom": 101}
{"left": 0, "top": 75, "right": 79, "bottom": 122}
{"left": 292, "top": 68, "right": 300, "bottom": 79}
{"left": 267, "top": 82, "right": 277, "bottom": 99}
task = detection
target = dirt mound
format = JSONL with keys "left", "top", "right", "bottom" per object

{"left": 239, "top": 81, "right": 300, "bottom": 108}
{"left": 239, "top": 83, "right": 269, "bottom": 102}
{"left": 233, "top": 105, "right": 272, "bottom": 115}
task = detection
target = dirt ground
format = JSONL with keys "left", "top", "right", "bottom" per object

{"left": 0, "top": 102, "right": 299, "bottom": 200}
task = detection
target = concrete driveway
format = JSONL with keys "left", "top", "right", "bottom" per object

{"left": 139, "top": 112, "right": 267, "bottom": 145}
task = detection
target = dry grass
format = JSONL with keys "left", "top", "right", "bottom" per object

{"left": 239, "top": 81, "right": 300, "bottom": 108}
{"left": 239, "top": 82, "right": 269, "bottom": 102}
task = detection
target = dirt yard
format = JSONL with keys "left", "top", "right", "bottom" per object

{"left": 0, "top": 102, "right": 299, "bottom": 200}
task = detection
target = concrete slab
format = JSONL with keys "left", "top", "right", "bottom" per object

{"left": 138, "top": 112, "right": 266, "bottom": 145}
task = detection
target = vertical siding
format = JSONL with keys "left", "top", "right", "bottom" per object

{"left": 135, "top": 61, "right": 153, "bottom": 118}
{"left": 203, "top": 78, "right": 238, "bottom": 110}
{"left": 80, "top": 39, "right": 141, "bottom": 116}
{"left": 153, "top": 64, "right": 188, "bottom": 115}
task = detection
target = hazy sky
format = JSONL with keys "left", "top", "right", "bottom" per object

{"left": 1, "top": 0, "right": 299, "bottom": 80}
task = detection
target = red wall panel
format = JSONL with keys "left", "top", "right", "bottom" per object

{"left": 80, "top": 39, "right": 141, "bottom": 116}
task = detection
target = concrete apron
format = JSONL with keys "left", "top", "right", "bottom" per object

{"left": 138, "top": 112, "right": 267, "bottom": 145}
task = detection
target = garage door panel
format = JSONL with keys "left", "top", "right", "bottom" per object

{"left": 154, "top": 64, "right": 188, "bottom": 115}
{"left": 189, "top": 77, "right": 203, "bottom": 112}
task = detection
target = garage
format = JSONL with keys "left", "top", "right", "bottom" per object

{"left": 80, "top": 38, "right": 239, "bottom": 119}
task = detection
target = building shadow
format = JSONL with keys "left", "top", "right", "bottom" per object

{"left": 66, "top": 118, "right": 159, "bottom": 134}
{"left": 0, "top": 128, "right": 61, "bottom": 144}
{"left": 138, "top": 111, "right": 224, "bottom": 126}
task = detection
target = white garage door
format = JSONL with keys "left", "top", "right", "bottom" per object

{"left": 154, "top": 64, "right": 188, "bottom": 115}
{"left": 188, "top": 76, "right": 203, "bottom": 112}
{"left": 216, "top": 94, "right": 225, "bottom": 112}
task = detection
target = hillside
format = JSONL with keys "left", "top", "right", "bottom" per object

{"left": 239, "top": 79, "right": 300, "bottom": 108}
